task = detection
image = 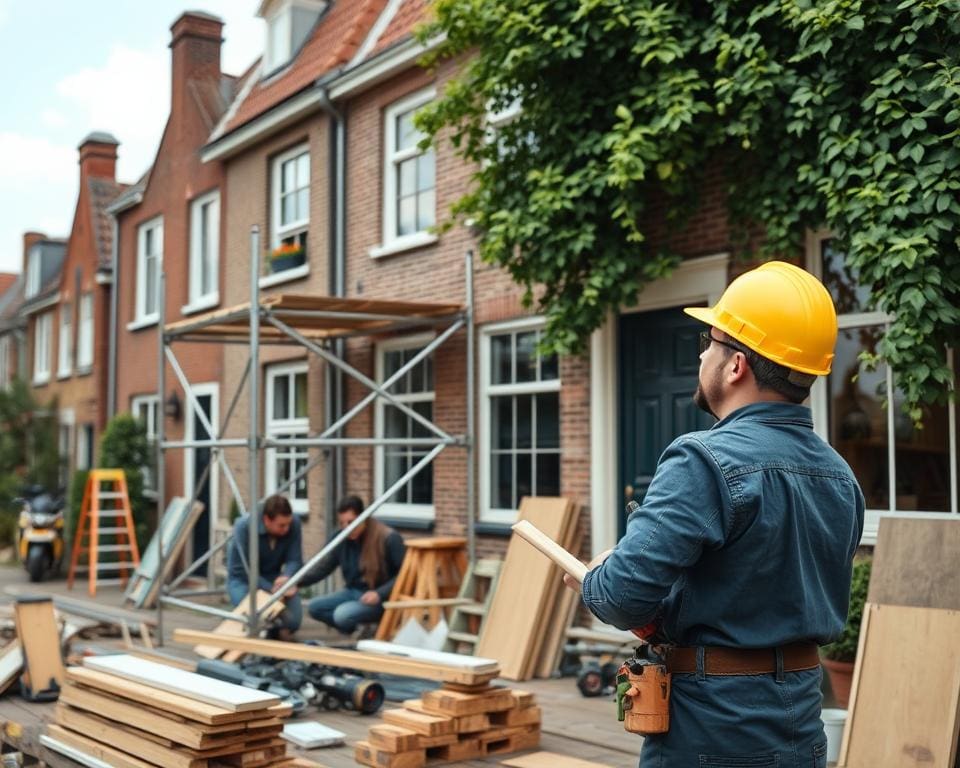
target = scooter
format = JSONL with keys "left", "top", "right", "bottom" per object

{"left": 15, "top": 485, "right": 66, "bottom": 582}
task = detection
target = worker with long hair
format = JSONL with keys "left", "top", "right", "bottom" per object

{"left": 303, "top": 495, "right": 405, "bottom": 634}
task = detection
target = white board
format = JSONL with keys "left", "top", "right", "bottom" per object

{"left": 0, "top": 641, "right": 23, "bottom": 694}
{"left": 40, "top": 735, "right": 114, "bottom": 768}
{"left": 281, "top": 722, "right": 345, "bottom": 748}
{"left": 83, "top": 654, "right": 279, "bottom": 712}
{"left": 356, "top": 640, "right": 498, "bottom": 671}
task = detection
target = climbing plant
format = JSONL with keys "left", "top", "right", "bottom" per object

{"left": 417, "top": 0, "right": 960, "bottom": 418}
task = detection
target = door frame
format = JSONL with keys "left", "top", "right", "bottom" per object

{"left": 589, "top": 252, "right": 729, "bottom": 556}
{"left": 183, "top": 382, "right": 219, "bottom": 564}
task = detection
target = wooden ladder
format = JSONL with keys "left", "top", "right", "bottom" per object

{"left": 443, "top": 558, "right": 503, "bottom": 654}
{"left": 67, "top": 469, "right": 141, "bottom": 597}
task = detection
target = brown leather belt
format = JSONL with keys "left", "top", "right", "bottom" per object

{"left": 666, "top": 642, "right": 820, "bottom": 675}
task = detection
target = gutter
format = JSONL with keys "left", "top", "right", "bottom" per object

{"left": 328, "top": 33, "right": 444, "bottom": 100}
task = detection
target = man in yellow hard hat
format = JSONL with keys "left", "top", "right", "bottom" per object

{"left": 569, "top": 261, "right": 865, "bottom": 766}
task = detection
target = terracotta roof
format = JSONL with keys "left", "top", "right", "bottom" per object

{"left": 218, "top": 0, "right": 389, "bottom": 136}
{"left": 0, "top": 273, "right": 16, "bottom": 298}
{"left": 369, "top": 0, "right": 431, "bottom": 59}
{"left": 88, "top": 178, "right": 128, "bottom": 269}
{"left": 0, "top": 275, "right": 24, "bottom": 329}
{"left": 190, "top": 74, "right": 243, "bottom": 132}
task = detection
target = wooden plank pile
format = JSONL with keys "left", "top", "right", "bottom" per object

{"left": 43, "top": 654, "right": 326, "bottom": 768}
{"left": 476, "top": 497, "right": 581, "bottom": 680}
{"left": 357, "top": 683, "right": 541, "bottom": 768}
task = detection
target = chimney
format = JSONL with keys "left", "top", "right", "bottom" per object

{"left": 170, "top": 11, "right": 224, "bottom": 118}
{"left": 23, "top": 232, "right": 46, "bottom": 259}
{"left": 78, "top": 131, "right": 119, "bottom": 182}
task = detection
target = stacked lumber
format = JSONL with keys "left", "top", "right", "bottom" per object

{"left": 44, "top": 654, "right": 325, "bottom": 768}
{"left": 357, "top": 683, "right": 541, "bottom": 768}
{"left": 476, "top": 497, "right": 581, "bottom": 680}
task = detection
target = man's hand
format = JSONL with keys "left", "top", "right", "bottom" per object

{"left": 563, "top": 548, "right": 614, "bottom": 593}
{"left": 272, "top": 575, "right": 297, "bottom": 599}
{"left": 360, "top": 590, "right": 381, "bottom": 606}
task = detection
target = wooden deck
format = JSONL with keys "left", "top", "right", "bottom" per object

{"left": 0, "top": 566, "right": 642, "bottom": 767}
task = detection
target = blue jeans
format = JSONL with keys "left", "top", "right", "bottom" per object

{"left": 307, "top": 588, "right": 384, "bottom": 634}
{"left": 639, "top": 668, "right": 828, "bottom": 767}
{"left": 226, "top": 581, "right": 303, "bottom": 633}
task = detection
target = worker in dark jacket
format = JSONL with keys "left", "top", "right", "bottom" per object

{"left": 568, "top": 262, "right": 864, "bottom": 767}
{"left": 226, "top": 494, "right": 303, "bottom": 639}
{"left": 304, "top": 496, "right": 406, "bottom": 634}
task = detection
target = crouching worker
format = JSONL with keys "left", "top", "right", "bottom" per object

{"left": 226, "top": 494, "right": 303, "bottom": 640}
{"left": 304, "top": 496, "right": 405, "bottom": 634}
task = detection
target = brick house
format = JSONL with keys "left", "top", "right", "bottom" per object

{"left": 110, "top": 11, "right": 241, "bottom": 562}
{"left": 201, "top": 0, "right": 958, "bottom": 567}
{"left": 0, "top": 266, "right": 24, "bottom": 389}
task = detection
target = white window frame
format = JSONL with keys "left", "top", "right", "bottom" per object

{"left": 57, "top": 303, "right": 72, "bottom": 378}
{"left": 185, "top": 190, "right": 220, "bottom": 314}
{"left": 806, "top": 230, "right": 959, "bottom": 544}
{"left": 480, "top": 317, "right": 562, "bottom": 525}
{"left": 132, "top": 394, "right": 160, "bottom": 497}
{"left": 373, "top": 333, "right": 437, "bottom": 522}
{"left": 58, "top": 408, "right": 75, "bottom": 487}
{"left": 371, "top": 87, "right": 439, "bottom": 259}
{"left": 132, "top": 216, "right": 163, "bottom": 328}
{"left": 0, "top": 335, "right": 10, "bottom": 387}
{"left": 265, "top": 362, "right": 309, "bottom": 515}
{"left": 183, "top": 383, "right": 220, "bottom": 552}
{"left": 33, "top": 311, "right": 52, "bottom": 385}
{"left": 262, "top": 0, "right": 325, "bottom": 74}
{"left": 264, "top": 144, "right": 311, "bottom": 287}
{"left": 77, "top": 292, "right": 94, "bottom": 371}
{"left": 25, "top": 247, "right": 42, "bottom": 299}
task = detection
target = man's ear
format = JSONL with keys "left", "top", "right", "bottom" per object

{"left": 727, "top": 352, "right": 750, "bottom": 384}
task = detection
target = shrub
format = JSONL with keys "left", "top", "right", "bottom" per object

{"left": 66, "top": 469, "right": 90, "bottom": 548}
{"left": 822, "top": 557, "right": 872, "bottom": 663}
{"left": 98, "top": 414, "right": 153, "bottom": 550}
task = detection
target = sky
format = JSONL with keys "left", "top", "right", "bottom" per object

{"left": 0, "top": 1, "right": 263, "bottom": 273}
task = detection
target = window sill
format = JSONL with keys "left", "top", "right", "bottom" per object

{"left": 181, "top": 294, "right": 220, "bottom": 316}
{"left": 127, "top": 316, "right": 159, "bottom": 332}
{"left": 377, "top": 516, "right": 435, "bottom": 532}
{"left": 475, "top": 521, "right": 513, "bottom": 537}
{"left": 32, "top": 376, "right": 50, "bottom": 387}
{"left": 75, "top": 366, "right": 93, "bottom": 377}
{"left": 259, "top": 264, "right": 310, "bottom": 289}
{"left": 368, "top": 232, "right": 439, "bottom": 260}
{"left": 57, "top": 371, "right": 72, "bottom": 381}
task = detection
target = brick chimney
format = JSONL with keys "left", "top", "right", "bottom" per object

{"left": 23, "top": 232, "right": 46, "bottom": 258}
{"left": 78, "top": 132, "right": 119, "bottom": 182}
{"left": 170, "top": 11, "right": 224, "bottom": 119}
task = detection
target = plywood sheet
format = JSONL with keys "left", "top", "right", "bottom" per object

{"left": 355, "top": 641, "right": 499, "bottom": 672}
{"left": 476, "top": 497, "right": 576, "bottom": 680}
{"left": 13, "top": 596, "right": 65, "bottom": 700}
{"left": 84, "top": 654, "right": 279, "bottom": 712}
{"left": 130, "top": 498, "right": 204, "bottom": 609}
{"left": 839, "top": 603, "right": 960, "bottom": 768}
{"left": 869, "top": 517, "right": 960, "bottom": 610}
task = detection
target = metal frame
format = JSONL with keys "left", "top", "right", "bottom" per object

{"left": 155, "top": 226, "right": 475, "bottom": 639}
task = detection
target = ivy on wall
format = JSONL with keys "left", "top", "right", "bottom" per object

{"left": 417, "top": 0, "right": 960, "bottom": 418}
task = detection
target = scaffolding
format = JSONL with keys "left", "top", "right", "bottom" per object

{"left": 154, "top": 226, "right": 475, "bottom": 641}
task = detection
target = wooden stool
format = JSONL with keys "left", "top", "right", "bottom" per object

{"left": 375, "top": 537, "right": 468, "bottom": 640}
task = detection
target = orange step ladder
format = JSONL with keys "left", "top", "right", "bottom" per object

{"left": 67, "top": 469, "right": 141, "bottom": 597}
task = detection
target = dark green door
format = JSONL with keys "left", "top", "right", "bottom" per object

{"left": 618, "top": 308, "right": 714, "bottom": 536}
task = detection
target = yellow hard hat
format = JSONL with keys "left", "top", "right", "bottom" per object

{"left": 683, "top": 261, "right": 837, "bottom": 376}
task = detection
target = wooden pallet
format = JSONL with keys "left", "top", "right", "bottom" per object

{"left": 361, "top": 684, "right": 540, "bottom": 766}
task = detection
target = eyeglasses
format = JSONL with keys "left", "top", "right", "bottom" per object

{"left": 699, "top": 331, "right": 744, "bottom": 356}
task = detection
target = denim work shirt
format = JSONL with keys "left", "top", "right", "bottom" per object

{"left": 303, "top": 527, "right": 406, "bottom": 600}
{"left": 582, "top": 402, "right": 864, "bottom": 767}
{"left": 226, "top": 513, "right": 304, "bottom": 595}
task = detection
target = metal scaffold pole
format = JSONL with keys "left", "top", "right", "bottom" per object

{"left": 247, "top": 225, "right": 261, "bottom": 636}
{"left": 156, "top": 274, "right": 167, "bottom": 643}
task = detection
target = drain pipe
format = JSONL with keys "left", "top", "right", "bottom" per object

{"left": 317, "top": 87, "right": 347, "bottom": 531}
{"left": 106, "top": 216, "right": 119, "bottom": 418}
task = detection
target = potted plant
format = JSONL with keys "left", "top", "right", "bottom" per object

{"left": 267, "top": 242, "right": 306, "bottom": 274}
{"left": 821, "top": 557, "right": 871, "bottom": 708}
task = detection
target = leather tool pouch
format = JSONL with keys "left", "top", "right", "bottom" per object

{"left": 616, "top": 657, "right": 671, "bottom": 735}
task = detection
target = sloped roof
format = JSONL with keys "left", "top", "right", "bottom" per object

{"left": 216, "top": 0, "right": 388, "bottom": 137}
{"left": 368, "top": 0, "right": 430, "bottom": 59}
{"left": 88, "top": 178, "right": 128, "bottom": 269}
{"left": 0, "top": 275, "right": 24, "bottom": 330}
{"left": 190, "top": 73, "right": 242, "bottom": 132}
{"left": 0, "top": 273, "right": 16, "bottom": 299}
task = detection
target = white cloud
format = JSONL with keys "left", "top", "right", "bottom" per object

{"left": 41, "top": 108, "right": 66, "bottom": 128}
{"left": 200, "top": 0, "right": 263, "bottom": 75}
{"left": 56, "top": 43, "right": 169, "bottom": 181}
{"left": 0, "top": 0, "right": 10, "bottom": 29}
{"left": 0, "top": 132, "right": 74, "bottom": 184}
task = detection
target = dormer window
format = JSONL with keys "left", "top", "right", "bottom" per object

{"left": 25, "top": 246, "right": 42, "bottom": 299}
{"left": 260, "top": 0, "right": 325, "bottom": 73}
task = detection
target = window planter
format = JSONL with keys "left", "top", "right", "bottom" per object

{"left": 268, "top": 248, "right": 306, "bottom": 275}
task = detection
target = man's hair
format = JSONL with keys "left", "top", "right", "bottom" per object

{"left": 263, "top": 494, "right": 293, "bottom": 519}
{"left": 336, "top": 495, "right": 365, "bottom": 515}
{"left": 719, "top": 338, "right": 814, "bottom": 404}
